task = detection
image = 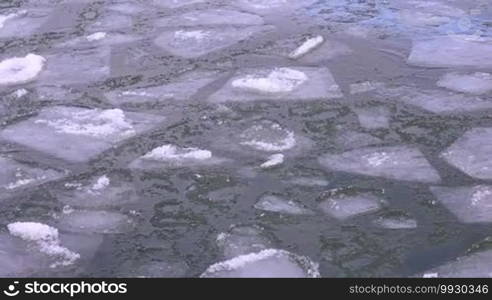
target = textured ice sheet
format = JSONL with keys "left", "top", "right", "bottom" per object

{"left": 437, "top": 72, "right": 492, "bottom": 95}
{"left": 431, "top": 185, "right": 492, "bottom": 223}
{"left": 155, "top": 9, "right": 264, "bottom": 27}
{"left": 319, "top": 192, "right": 383, "bottom": 220}
{"left": 200, "top": 249, "right": 320, "bottom": 278}
{"left": 104, "top": 70, "right": 220, "bottom": 105}
{"left": 0, "top": 156, "right": 64, "bottom": 199}
{"left": 408, "top": 35, "right": 492, "bottom": 68}
{"left": 319, "top": 146, "right": 441, "bottom": 183}
{"left": 0, "top": 106, "right": 166, "bottom": 163}
{"left": 154, "top": 26, "right": 270, "bottom": 58}
{"left": 255, "top": 195, "right": 313, "bottom": 215}
{"left": 441, "top": 128, "right": 492, "bottom": 180}
{"left": 208, "top": 67, "right": 342, "bottom": 103}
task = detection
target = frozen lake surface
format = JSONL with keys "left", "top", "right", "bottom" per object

{"left": 1, "top": 0, "right": 492, "bottom": 277}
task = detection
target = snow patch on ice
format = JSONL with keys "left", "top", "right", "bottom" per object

{"left": 0, "top": 54, "right": 45, "bottom": 85}
{"left": 231, "top": 68, "right": 308, "bottom": 94}
{"left": 86, "top": 32, "right": 107, "bottom": 41}
{"left": 260, "top": 153, "right": 284, "bottom": 168}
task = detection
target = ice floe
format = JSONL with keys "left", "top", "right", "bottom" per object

{"left": 0, "top": 54, "right": 46, "bottom": 86}
{"left": 319, "top": 191, "right": 383, "bottom": 220}
{"left": 441, "top": 128, "right": 492, "bottom": 180}
{"left": 152, "top": 0, "right": 205, "bottom": 8}
{"left": 8, "top": 222, "right": 80, "bottom": 268}
{"left": 350, "top": 82, "right": 385, "bottom": 95}
{"left": 217, "top": 225, "right": 273, "bottom": 259}
{"left": 59, "top": 210, "right": 135, "bottom": 234}
{"left": 255, "top": 195, "right": 312, "bottom": 215}
{"left": 319, "top": 146, "right": 441, "bottom": 183}
{"left": 430, "top": 185, "right": 492, "bottom": 223}
{"left": 200, "top": 249, "right": 320, "bottom": 278}
{"left": 373, "top": 212, "right": 417, "bottom": 229}
{"left": 421, "top": 249, "right": 492, "bottom": 278}
{"left": 0, "top": 9, "right": 48, "bottom": 38}
{"left": 408, "top": 35, "right": 492, "bottom": 68}
{"left": 104, "top": 70, "right": 220, "bottom": 105}
{"left": 0, "top": 106, "right": 166, "bottom": 163}
{"left": 437, "top": 72, "right": 492, "bottom": 95}
{"left": 155, "top": 9, "right": 264, "bottom": 27}
{"left": 334, "top": 130, "right": 383, "bottom": 150}
{"left": 239, "top": 120, "right": 296, "bottom": 152}
{"left": 208, "top": 67, "right": 342, "bottom": 103}
{"left": 354, "top": 107, "right": 390, "bottom": 129}
{"left": 260, "top": 153, "right": 284, "bottom": 168}
{"left": 154, "top": 26, "right": 270, "bottom": 58}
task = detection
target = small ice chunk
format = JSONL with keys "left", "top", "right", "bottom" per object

{"left": 437, "top": 72, "right": 492, "bottom": 95}
{"left": 441, "top": 128, "right": 492, "bottom": 180}
{"left": 200, "top": 249, "right": 320, "bottom": 278}
{"left": 59, "top": 210, "right": 135, "bottom": 234}
{"left": 217, "top": 225, "right": 273, "bottom": 259}
{"left": 0, "top": 106, "right": 165, "bottom": 163}
{"left": 240, "top": 121, "right": 296, "bottom": 152}
{"left": 354, "top": 107, "right": 390, "bottom": 129}
{"left": 7, "top": 222, "right": 80, "bottom": 268}
{"left": 86, "top": 31, "right": 107, "bottom": 41}
{"left": 289, "top": 177, "right": 329, "bottom": 187}
{"left": 91, "top": 175, "right": 110, "bottom": 191}
{"left": 289, "top": 35, "right": 324, "bottom": 59}
{"left": 209, "top": 67, "right": 342, "bottom": 103}
{"left": 373, "top": 214, "right": 417, "bottom": 229}
{"left": 155, "top": 9, "right": 264, "bottom": 27}
{"left": 255, "top": 195, "right": 312, "bottom": 215}
{"left": 350, "top": 82, "right": 384, "bottom": 94}
{"left": 260, "top": 153, "right": 284, "bottom": 168}
{"left": 408, "top": 36, "right": 492, "bottom": 68}
{"left": 0, "top": 54, "right": 45, "bottom": 86}
{"left": 430, "top": 185, "right": 492, "bottom": 223}
{"left": 14, "top": 88, "right": 29, "bottom": 98}
{"left": 421, "top": 250, "right": 492, "bottom": 278}
{"left": 319, "top": 192, "right": 382, "bottom": 220}
{"left": 319, "top": 146, "right": 441, "bottom": 183}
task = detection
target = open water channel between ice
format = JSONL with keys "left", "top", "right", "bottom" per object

{"left": 1, "top": 0, "right": 492, "bottom": 278}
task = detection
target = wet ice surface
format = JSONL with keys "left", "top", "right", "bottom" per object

{"left": 1, "top": 0, "right": 492, "bottom": 278}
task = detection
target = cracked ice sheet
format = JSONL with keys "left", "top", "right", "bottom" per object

{"left": 0, "top": 156, "right": 65, "bottom": 200}
{"left": 430, "top": 185, "right": 492, "bottom": 224}
{"left": 154, "top": 9, "right": 264, "bottom": 27}
{"left": 408, "top": 35, "right": 492, "bottom": 68}
{"left": 318, "top": 146, "right": 441, "bottom": 183}
{"left": 0, "top": 106, "right": 166, "bottom": 163}
{"left": 441, "top": 128, "right": 492, "bottom": 180}
{"left": 207, "top": 67, "right": 342, "bottom": 103}
{"left": 154, "top": 26, "right": 272, "bottom": 59}
{"left": 104, "top": 70, "right": 221, "bottom": 105}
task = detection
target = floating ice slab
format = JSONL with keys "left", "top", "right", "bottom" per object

{"left": 373, "top": 213, "right": 417, "bottom": 229}
{"left": 37, "top": 48, "right": 110, "bottom": 86}
{"left": 431, "top": 185, "right": 492, "bottom": 223}
{"left": 201, "top": 249, "right": 320, "bottom": 278}
{"left": 334, "top": 131, "right": 383, "bottom": 150}
{"left": 0, "top": 9, "right": 48, "bottom": 38}
{"left": 260, "top": 153, "right": 284, "bottom": 168}
{"left": 437, "top": 72, "right": 492, "bottom": 95}
{"left": 86, "top": 13, "right": 133, "bottom": 32}
{"left": 155, "top": 9, "right": 264, "bottom": 27}
{"left": 0, "top": 54, "right": 45, "bottom": 86}
{"left": 255, "top": 195, "right": 312, "bottom": 215}
{"left": 8, "top": 222, "right": 80, "bottom": 268}
{"left": 152, "top": 0, "right": 205, "bottom": 8}
{"left": 319, "top": 192, "right": 383, "bottom": 220}
{"left": 234, "top": 0, "right": 317, "bottom": 14}
{"left": 217, "top": 225, "right": 273, "bottom": 259}
{"left": 58, "top": 175, "right": 138, "bottom": 208}
{"left": 59, "top": 210, "right": 135, "bottom": 234}
{"left": 130, "top": 144, "right": 224, "bottom": 169}
{"left": 0, "top": 156, "right": 64, "bottom": 198}
{"left": 154, "top": 26, "right": 269, "bottom": 58}
{"left": 0, "top": 106, "right": 166, "bottom": 163}
{"left": 319, "top": 146, "right": 441, "bottom": 183}
{"left": 408, "top": 36, "right": 492, "bottom": 68}
{"left": 441, "top": 128, "right": 492, "bottom": 180}
{"left": 208, "top": 67, "right": 342, "bottom": 103}
{"left": 354, "top": 107, "right": 390, "bottom": 129}
{"left": 239, "top": 120, "right": 296, "bottom": 152}
{"left": 104, "top": 70, "right": 220, "bottom": 105}
{"left": 350, "top": 82, "right": 385, "bottom": 95}
{"left": 421, "top": 250, "right": 492, "bottom": 278}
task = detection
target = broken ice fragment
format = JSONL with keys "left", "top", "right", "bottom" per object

{"left": 0, "top": 54, "right": 45, "bottom": 86}
{"left": 354, "top": 107, "right": 390, "bottom": 129}
{"left": 289, "top": 35, "right": 324, "bottom": 59}
{"left": 208, "top": 67, "right": 342, "bottom": 103}
{"left": 260, "top": 153, "right": 284, "bottom": 168}
{"left": 255, "top": 195, "right": 312, "bottom": 215}
{"left": 86, "top": 31, "right": 107, "bottom": 41}
{"left": 319, "top": 146, "right": 441, "bottom": 183}
{"left": 59, "top": 210, "right": 135, "bottom": 234}
{"left": 430, "top": 185, "right": 492, "bottom": 223}
{"left": 200, "top": 249, "right": 320, "bottom": 278}
{"left": 240, "top": 121, "right": 296, "bottom": 152}
{"left": 0, "top": 106, "right": 165, "bottom": 163}
{"left": 217, "top": 225, "right": 273, "bottom": 259}
{"left": 441, "top": 128, "right": 492, "bottom": 180}
{"left": 437, "top": 72, "right": 492, "bottom": 95}
{"left": 319, "top": 192, "right": 383, "bottom": 220}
